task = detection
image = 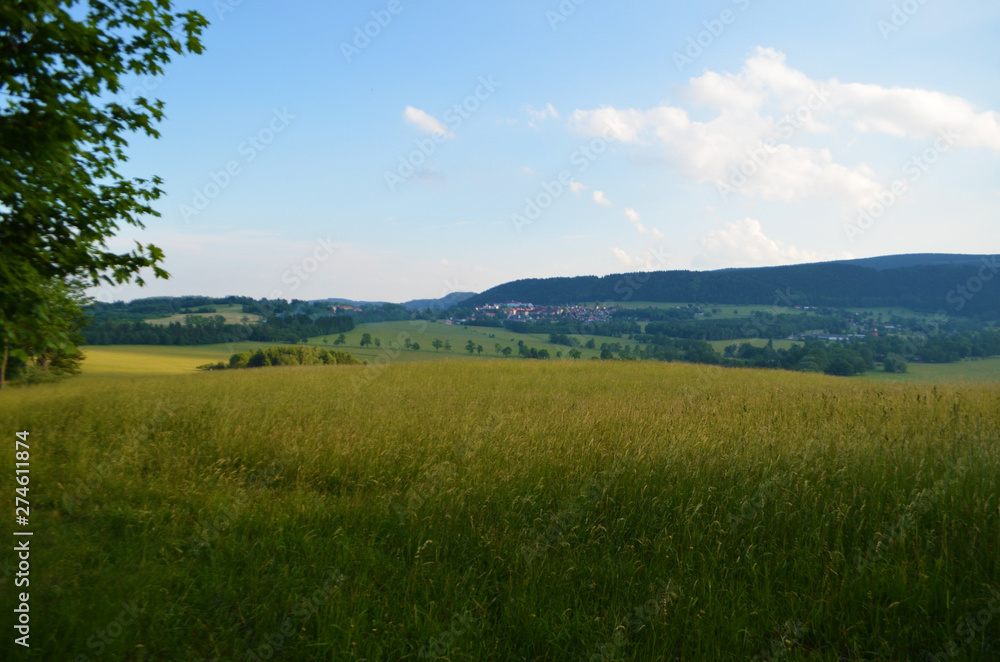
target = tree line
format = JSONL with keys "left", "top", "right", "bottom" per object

{"left": 199, "top": 346, "right": 361, "bottom": 371}
{"left": 82, "top": 312, "right": 354, "bottom": 346}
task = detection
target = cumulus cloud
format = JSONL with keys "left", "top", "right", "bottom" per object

{"left": 693, "top": 218, "right": 818, "bottom": 269}
{"left": 403, "top": 106, "right": 454, "bottom": 138}
{"left": 593, "top": 190, "right": 612, "bottom": 206}
{"left": 568, "top": 47, "right": 1000, "bottom": 209}
{"left": 570, "top": 181, "right": 585, "bottom": 194}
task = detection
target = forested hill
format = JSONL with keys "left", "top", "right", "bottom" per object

{"left": 461, "top": 259, "right": 1000, "bottom": 317}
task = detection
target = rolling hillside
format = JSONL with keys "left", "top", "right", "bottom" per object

{"left": 462, "top": 258, "right": 1000, "bottom": 316}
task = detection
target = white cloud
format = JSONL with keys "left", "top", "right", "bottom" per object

{"left": 568, "top": 47, "right": 1000, "bottom": 209}
{"left": 610, "top": 246, "right": 634, "bottom": 266}
{"left": 593, "top": 190, "right": 612, "bottom": 206}
{"left": 609, "top": 246, "right": 671, "bottom": 270}
{"left": 526, "top": 103, "right": 559, "bottom": 128}
{"left": 403, "top": 106, "right": 454, "bottom": 138}
{"left": 569, "top": 181, "right": 585, "bottom": 194}
{"left": 623, "top": 207, "right": 664, "bottom": 238}
{"left": 693, "top": 218, "right": 818, "bottom": 269}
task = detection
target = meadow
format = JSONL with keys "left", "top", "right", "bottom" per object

{"left": 145, "top": 304, "right": 263, "bottom": 326}
{"left": 1, "top": 360, "right": 998, "bottom": 660}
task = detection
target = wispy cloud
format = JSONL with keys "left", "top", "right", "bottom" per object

{"left": 403, "top": 106, "right": 454, "bottom": 138}
{"left": 526, "top": 102, "right": 559, "bottom": 128}
{"left": 624, "top": 207, "right": 664, "bottom": 238}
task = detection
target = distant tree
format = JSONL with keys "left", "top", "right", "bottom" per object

{"left": 360, "top": 333, "right": 372, "bottom": 347}
{"left": 556, "top": 351, "right": 562, "bottom": 359}
{"left": 568, "top": 349, "right": 582, "bottom": 359}
{"left": 884, "top": 354, "right": 908, "bottom": 373}
{"left": 824, "top": 357, "right": 855, "bottom": 377}
{"left": 476, "top": 344, "right": 483, "bottom": 355}
{"left": 444, "top": 340, "right": 452, "bottom": 352}
{"left": 600, "top": 348, "right": 613, "bottom": 360}
{"left": 411, "top": 342, "right": 420, "bottom": 351}
{"left": 494, "top": 343, "right": 502, "bottom": 356}
{"left": 537, "top": 349, "right": 550, "bottom": 359}
{"left": 501, "top": 346, "right": 512, "bottom": 358}
{"left": 334, "top": 334, "right": 346, "bottom": 345}
{"left": 432, "top": 339, "right": 443, "bottom": 352}
{"left": 585, "top": 339, "right": 596, "bottom": 349}
{"left": 404, "top": 337, "right": 413, "bottom": 350}
{"left": 374, "top": 338, "right": 381, "bottom": 348}
{"left": 465, "top": 340, "right": 476, "bottom": 354}
{"left": 247, "top": 349, "right": 269, "bottom": 368}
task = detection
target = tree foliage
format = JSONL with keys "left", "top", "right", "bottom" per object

{"left": 0, "top": 1, "right": 208, "bottom": 387}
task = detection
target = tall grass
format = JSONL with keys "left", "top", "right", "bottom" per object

{"left": 1, "top": 361, "right": 998, "bottom": 660}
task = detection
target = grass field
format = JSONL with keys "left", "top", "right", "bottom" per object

{"left": 2, "top": 360, "right": 998, "bottom": 660}
{"left": 608, "top": 302, "right": 783, "bottom": 317}
{"left": 307, "top": 320, "right": 621, "bottom": 362}
{"left": 863, "top": 357, "right": 1000, "bottom": 383}
{"left": 146, "top": 304, "right": 262, "bottom": 326}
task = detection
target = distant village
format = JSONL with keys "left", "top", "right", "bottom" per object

{"left": 428, "top": 301, "right": 891, "bottom": 342}
{"left": 444, "top": 302, "right": 620, "bottom": 326}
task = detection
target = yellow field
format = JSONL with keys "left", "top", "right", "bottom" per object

{"left": 80, "top": 343, "right": 261, "bottom": 376}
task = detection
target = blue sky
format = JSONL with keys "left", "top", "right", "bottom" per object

{"left": 96, "top": 0, "right": 1000, "bottom": 304}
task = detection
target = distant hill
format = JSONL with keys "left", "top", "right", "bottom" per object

{"left": 316, "top": 297, "right": 389, "bottom": 308}
{"left": 316, "top": 292, "right": 476, "bottom": 311}
{"left": 461, "top": 255, "right": 1000, "bottom": 317}
{"left": 401, "top": 291, "right": 476, "bottom": 311}
{"left": 833, "top": 253, "right": 991, "bottom": 271}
